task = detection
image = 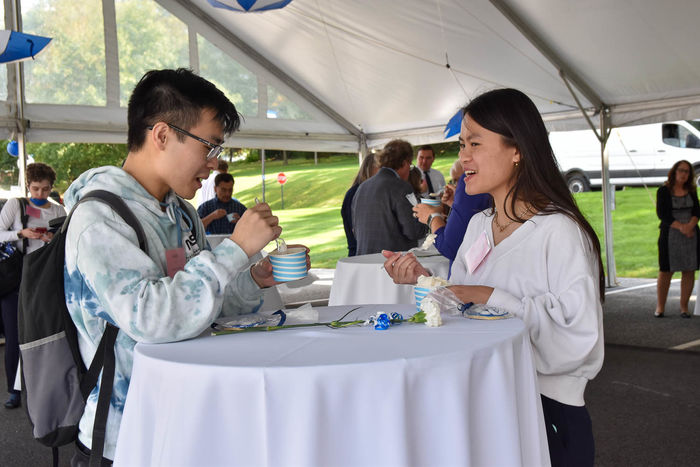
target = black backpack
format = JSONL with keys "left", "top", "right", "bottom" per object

{"left": 18, "top": 190, "right": 148, "bottom": 467}
{"left": 0, "top": 198, "right": 28, "bottom": 296}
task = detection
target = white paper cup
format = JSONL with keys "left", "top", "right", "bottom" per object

{"left": 414, "top": 286, "right": 433, "bottom": 313}
{"left": 269, "top": 247, "right": 308, "bottom": 282}
{"left": 421, "top": 198, "right": 441, "bottom": 206}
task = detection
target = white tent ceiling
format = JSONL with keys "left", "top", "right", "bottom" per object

{"left": 3, "top": 0, "right": 700, "bottom": 152}
{"left": 183, "top": 0, "right": 700, "bottom": 150}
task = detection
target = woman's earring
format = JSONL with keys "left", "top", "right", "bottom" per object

{"left": 514, "top": 161, "right": 519, "bottom": 167}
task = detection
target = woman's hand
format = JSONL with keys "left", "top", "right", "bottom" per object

{"left": 381, "top": 250, "right": 429, "bottom": 284}
{"left": 441, "top": 184, "right": 455, "bottom": 208}
{"left": 251, "top": 244, "right": 310, "bottom": 288}
{"left": 20, "top": 228, "right": 43, "bottom": 240}
{"left": 447, "top": 285, "right": 495, "bottom": 305}
{"left": 684, "top": 224, "right": 696, "bottom": 238}
{"left": 412, "top": 204, "right": 441, "bottom": 224}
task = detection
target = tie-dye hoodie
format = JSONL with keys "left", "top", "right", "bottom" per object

{"left": 63, "top": 166, "right": 263, "bottom": 459}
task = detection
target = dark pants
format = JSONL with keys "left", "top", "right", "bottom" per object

{"left": 0, "top": 290, "right": 20, "bottom": 395}
{"left": 541, "top": 395, "right": 595, "bottom": 467}
{"left": 70, "top": 440, "right": 113, "bottom": 467}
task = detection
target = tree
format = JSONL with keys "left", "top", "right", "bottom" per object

{"left": 26, "top": 142, "right": 126, "bottom": 192}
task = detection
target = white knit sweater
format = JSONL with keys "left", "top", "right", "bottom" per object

{"left": 451, "top": 210, "right": 604, "bottom": 406}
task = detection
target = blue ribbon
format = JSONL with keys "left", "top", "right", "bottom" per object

{"left": 374, "top": 313, "right": 391, "bottom": 330}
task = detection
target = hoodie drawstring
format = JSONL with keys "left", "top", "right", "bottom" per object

{"left": 160, "top": 201, "right": 194, "bottom": 248}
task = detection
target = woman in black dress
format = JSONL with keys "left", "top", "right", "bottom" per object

{"left": 655, "top": 160, "right": 700, "bottom": 318}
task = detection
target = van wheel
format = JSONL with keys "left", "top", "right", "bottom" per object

{"left": 567, "top": 173, "right": 590, "bottom": 193}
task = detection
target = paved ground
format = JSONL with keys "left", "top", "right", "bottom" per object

{"left": 1, "top": 273, "right": 699, "bottom": 466}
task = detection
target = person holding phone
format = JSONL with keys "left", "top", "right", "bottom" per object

{"left": 0, "top": 162, "right": 66, "bottom": 408}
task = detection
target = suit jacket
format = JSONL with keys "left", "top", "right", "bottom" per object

{"left": 352, "top": 167, "right": 428, "bottom": 255}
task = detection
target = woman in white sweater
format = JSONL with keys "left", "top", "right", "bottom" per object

{"left": 383, "top": 89, "right": 604, "bottom": 467}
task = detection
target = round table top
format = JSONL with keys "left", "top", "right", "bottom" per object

{"left": 134, "top": 305, "right": 525, "bottom": 369}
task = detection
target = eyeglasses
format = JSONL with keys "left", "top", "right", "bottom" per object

{"left": 148, "top": 123, "right": 223, "bottom": 160}
{"left": 677, "top": 168, "right": 690, "bottom": 173}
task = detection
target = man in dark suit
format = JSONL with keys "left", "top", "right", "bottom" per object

{"left": 352, "top": 139, "right": 428, "bottom": 255}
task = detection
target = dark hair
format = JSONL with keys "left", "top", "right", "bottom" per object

{"left": 417, "top": 145, "right": 435, "bottom": 157}
{"left": 352, "top": 153, "right": 378, "bottom": 186}
{"left": 26, "top": 162, "right": 56, "bottom": 186}
{"left": 217, "top": 159, "right": 229, "bottom": 172}
{"left": 666, "top": 160, "right": 695, "bottom": 191}
{"left": 463, "top": 88, "right": 604, "bottom": 302}
{"left": 214, "top": 172, "right": 234, "bottom": 186}
{"left": 127, "top": 68, "right": 241, "bottom": 151}
{"left": 377, "top": 139, "right": 413, "bottom": 171}
{"left": 408, "top": 166, "right": 424, "bottom": 195}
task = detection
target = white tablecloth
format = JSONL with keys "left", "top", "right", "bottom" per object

{"left": 329, "top": 251, "right": 451, "bottom": 306}
{"left": 114, "top": 305, "right": 549, "bottom": 467}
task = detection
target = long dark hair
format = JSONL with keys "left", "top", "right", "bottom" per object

{"left": 463, "top": 88, "right": 605, "bottom": 302}
{"left": 666, "top": 160, "right": 695, "bottom": 191}
{"left": 352, "top": 153, "right": 378, "bottom": 186}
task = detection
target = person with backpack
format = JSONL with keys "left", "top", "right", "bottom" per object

{"left": 59, "top": 69, "right": 294, "bottom": 464}
{"left": 0, "top": 163, "right": 65, "bottom": 409}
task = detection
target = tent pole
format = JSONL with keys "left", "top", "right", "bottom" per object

{"left": 600, "top": 108, "right": 617, "bottom": 287}
{"left": 358, "top": 132, "right": 368, "bottom": 164}
{"left": 9, "top": 0, "right": 27, "bottom": 196}
{"left": 261, "top": 149, "right": 266, "bottom": 203}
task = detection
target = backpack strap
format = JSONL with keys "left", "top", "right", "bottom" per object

{"left": 87, "top": 324, "right": 118, "bottom": 467}
{"left": 62, "top": 190, "right": 148, "bottom": 254}
{"left": 62, "top": 190, "right": 148, "bottom": 466}
{"left": 17, "top": 198, "right": 29, "bottom": 252}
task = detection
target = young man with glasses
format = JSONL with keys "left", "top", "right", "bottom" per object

{"left": 61, "top": 69, "right": 296, "bottom": 464}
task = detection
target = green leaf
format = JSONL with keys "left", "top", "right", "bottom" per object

{"left": 408, "top": 311, "right": 427, "bottom": 323}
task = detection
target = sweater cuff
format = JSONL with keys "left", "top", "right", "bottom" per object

{"left": 211, "top": 237, "right": 249, "bottom": 270}
{"left": 486, "top": 288, "right": 522, "bottom": 315}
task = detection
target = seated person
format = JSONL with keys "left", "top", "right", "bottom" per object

{"left": 199, "top": 159, "right": 229, "bottom": 206}
{"left": 197, "top": 172, "right": 247, "bottom": 235}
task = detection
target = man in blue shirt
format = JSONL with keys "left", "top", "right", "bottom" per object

{"left": 197, "top": 172, "right": 247, "bottom": 234}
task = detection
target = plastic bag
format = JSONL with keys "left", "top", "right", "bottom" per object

{"left": 421, "top": 287, "right": 463, "bottom": 316}
{"left": 422, "top": 287, "right": 511, "bottom": 320}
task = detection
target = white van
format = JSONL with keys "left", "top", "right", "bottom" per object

{"left": 550, "top": 120, "right": 700, "bottom": 192}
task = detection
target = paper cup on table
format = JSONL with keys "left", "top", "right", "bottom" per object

{"left": 269, "top": 247, "right": 308, "bottom": 282}
{"left": 421, "top": 198, "right": 441, "bottom": 206}
{"left": 414, "top": 286, "right": 433, "bottom": 313}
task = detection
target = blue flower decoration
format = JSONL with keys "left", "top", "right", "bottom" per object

{"left": 390, "top": 312, "right": 403, "bottom": 323}
{"left": 375, "top": 312, "right": 391, "bottom": 330}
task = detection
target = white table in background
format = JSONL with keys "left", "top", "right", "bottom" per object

{"left": 329, "top": 250, "right": 450, "bottom": 306}
{"left": 113, "top": 305, "right": 549, "bottom": 467}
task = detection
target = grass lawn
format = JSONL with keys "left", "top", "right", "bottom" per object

{"left": 217, "top": 152, "right": 680, "bottom": 278}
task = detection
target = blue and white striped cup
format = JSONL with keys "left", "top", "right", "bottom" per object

{"left": 414, "top": 286, "right": 433, "bottom": 313}
{"left": 421, "top": 198, "right": 441, "bottom": 206}
{"left": 269, "top": 247, "right": 308, "bottom": 282}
